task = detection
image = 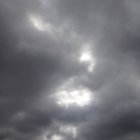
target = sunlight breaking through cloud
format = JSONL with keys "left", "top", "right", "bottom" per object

{"left": 56, "top": 88, "right": 93, "bottom": 107}
{"left": 80, "top": 51, "right": 92, "bottom": 62}
{"left": 52, "top": 77, "right": 95, "bottom": 108}
{"left": 54, "top": 77, "right": 94, "bottom": 108}
{"left": 79, "top": 44, "right": 95, "bottom": 72}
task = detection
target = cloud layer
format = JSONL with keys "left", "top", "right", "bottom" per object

{"left": 1, "top": 0, "right": 140, "bottom": 140}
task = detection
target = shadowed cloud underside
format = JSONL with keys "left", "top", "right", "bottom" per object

{"left": 0, "top": 0, "right": 140, "bottom": 140}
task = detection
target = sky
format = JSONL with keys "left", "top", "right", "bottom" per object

{"left": 1, "top": 0, "right": 140, "bottom": 140}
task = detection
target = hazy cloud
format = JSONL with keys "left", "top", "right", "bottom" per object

{"left": 0, "top": 0, "right": 140, "bottom": 140}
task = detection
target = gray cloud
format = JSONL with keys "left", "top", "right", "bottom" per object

{"left": 1, "top": 0, "right": 140, "bottom": 140}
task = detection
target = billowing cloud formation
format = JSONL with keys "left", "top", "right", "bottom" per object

{"left": 1, "top": 0, "right": 140, "bottom": 140}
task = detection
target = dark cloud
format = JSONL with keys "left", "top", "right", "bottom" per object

{"left": 1, "top": 0, "right": 140, "bottom": 140}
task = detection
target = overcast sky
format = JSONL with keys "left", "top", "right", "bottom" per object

{"left": 1, "top": 0, "right": 140, "bottom": 140}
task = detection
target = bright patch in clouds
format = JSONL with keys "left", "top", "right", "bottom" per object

{"left": 54, "top": 77, "right": 94, "bottom": 108}
{"left": 79, "top": 44, "right": 95, "bottom": 72}
{"left": 59, "top": 125, "right": 78, "bottom": 138}
{"left": 56, "top": 88, "right": 93, "bottom": 107}
{"left": 50, "top": 135, "right": 63, "bottom": 140}
{"left": 29, "top": 14, "right": 52, "bottom": 32}
{"left": 43, "top": 122, "right": 78, "bottom": 140}
{"left": 80, "top": 52, "right": 92, "bottom": 62}
{"left": 42, "top": 134, "right": 63, "bottom": 140}
{"left": 28, "top": 14, "right": 83, "bottom": 43}
{"left": 41, "top": 134, "right": 63, "bottom": 140}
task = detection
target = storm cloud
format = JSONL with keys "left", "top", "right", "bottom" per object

{"left": 0, "top": 0, "right": 140, "bottom": 140}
